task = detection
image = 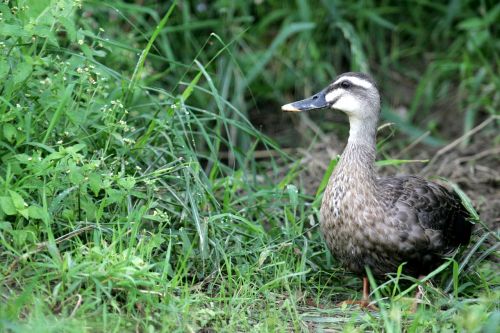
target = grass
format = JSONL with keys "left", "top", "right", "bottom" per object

{"left": 1, "top": 0, "right": 499, "bottom": 332}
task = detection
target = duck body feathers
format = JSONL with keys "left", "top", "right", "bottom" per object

{"left": 282, "top": 71, "right": 473, "bottom": 278}
{"left": 320, "top": 143, "right": 472, "bottom": 277}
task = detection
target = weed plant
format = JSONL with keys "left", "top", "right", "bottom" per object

{"left": 0, "top": 1, "right": 498, "bottom": 332}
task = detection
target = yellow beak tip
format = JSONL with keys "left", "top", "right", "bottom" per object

{"left": 281, "top": 103, "right": 301, "bottom": 112}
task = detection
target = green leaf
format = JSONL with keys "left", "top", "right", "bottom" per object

{"left": 181, "top": 72, "right": 203, "bottom": 102}
{"left": 88, "top": 173, "right": 102, "bottom": 196}
{"left": 42, "top": 83, "right": 74, "bottom": 144}
{"left": 62, "top": 209, "right": 74, "bottom": 220}
{"left": 0, "top": 196, "right": 16, "bottom": 215}
{"left": 69, "top": 168, "right": 84, "bottom": 185}
{"left": 12, "top": 230, "right": 29, "bottom": 247}
{"left": 59, "top": 16, "right": 76, "bottom": 41}
{"left": 106, "top": 188, "right": 124, "bottom": 204}
{"left": 0, "top": 222, "right": 12, "bottom": 231}
{"left": 0, "top": 59, "right": 9, "bottom": 81}
{"left": 458, "top": 18, "right": 485, "bottom": 30}
{"left": 80, "top": 43, "right": 94, "bottom": 60}
{"left": 92, "top": 49, "right": 107, "bottom": 57}
{"left": 9, "top": 190, "right": 27, "bottom": 210}
{"left": 376, "top": 159, "right": 428, "bottom": 167}
{"left": 286, "top": 184, "right": 298, "bottom": 209}
{"left": 18, "top": 208, "right": 29, "bottom": 219}
{"left": 0, "top": 23, "right": 30, "bottom": 38}
{"left": 33, "top": 25, "right": 58, "bottom": 46}
{"left": 3, "top": 123, "right": 17, "bottom": 143}
{"left": 28, "top": 205, "right": 48, "bottom": 220}
{"left": 13, "top": 62, "right": 33, "bottom": 85}
{"left": 118, "top": 176, "right": 136, "bottom": 191}
{"left": 65, "top": 143, "right": 86, "bottom": 154}
{"left": 449, "top": 182, "right": 481, "bottom": 222}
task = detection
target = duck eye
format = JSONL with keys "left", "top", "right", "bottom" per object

{"left": 341, "top": 81, "right": 352, "bottom": 89}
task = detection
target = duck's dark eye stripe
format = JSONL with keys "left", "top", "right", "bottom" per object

{"left": 341, "top": 81, "right": 352, "bottom": 89}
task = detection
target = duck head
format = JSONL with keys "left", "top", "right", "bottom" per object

{"left": 281, "top": 72, "right": 381, "bottom": 121}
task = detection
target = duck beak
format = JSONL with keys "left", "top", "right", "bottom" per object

{"left": 281, "top": 88, "right": 329, "bottom": 112}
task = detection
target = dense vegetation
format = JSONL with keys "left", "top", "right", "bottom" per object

{"left": 1, "top": 0, "right": 498, "bottom": 332}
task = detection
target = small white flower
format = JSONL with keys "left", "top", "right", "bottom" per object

{"left": 123, "top": 138, "right": 135, "bottom": 145}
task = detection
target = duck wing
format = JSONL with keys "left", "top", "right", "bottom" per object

{"left": 378, "top": 175, "right": 472, "bottom": 256}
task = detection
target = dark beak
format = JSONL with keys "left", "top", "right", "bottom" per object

{"left": 281, "top": 88, "right": 328, "bottom": 112}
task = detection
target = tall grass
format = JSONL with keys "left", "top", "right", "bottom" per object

{"left": 0, "top": 0, "right": 498, "bottom": 332}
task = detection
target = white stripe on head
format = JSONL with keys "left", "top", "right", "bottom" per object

{"left": 333, "top": 76, "right": 373, "bottom": 89}
{"left": 325, "top": 89, "right": 342, "bottom": 103}
{"left": 331, "top": 94, "right": 361, "bottom": 114}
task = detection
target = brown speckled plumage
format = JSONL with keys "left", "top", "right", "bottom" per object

{"left": 283, "top": 72, "right": 473, "bottom": 278}
{"left": 320, "top": 142, "right": 471, "bottom": 277}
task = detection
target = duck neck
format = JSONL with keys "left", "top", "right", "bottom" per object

{"left": 336, "top": 116, "right": 378, "bottom": 185}
{"left": 347, "top": 116, "right": 377, "bottom": 148}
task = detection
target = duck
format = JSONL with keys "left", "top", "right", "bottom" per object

{"left": 282, "top": 72, "right": 473, "bottom": 309}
